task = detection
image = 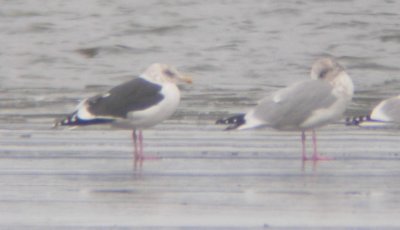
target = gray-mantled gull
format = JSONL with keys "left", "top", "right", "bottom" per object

{"left": 216, "top": 57, "right": 354, "bottom": 161}
{"left": 55, "top": 63, "right": 192, "bottom": 167}
{"left": 346, "top": 95, "right": 400, "bottom": 128}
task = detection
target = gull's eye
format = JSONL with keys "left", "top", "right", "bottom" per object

{"left": 318, "top": 69, "right": 329, "bottom": 79}
{"left": 164, "top": 69, "right": 175, "bottom": 78}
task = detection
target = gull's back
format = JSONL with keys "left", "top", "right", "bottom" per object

{"left": 244, "top": 57, "right": 353, "bottom": 131}
{"left": 251, "top": 80, "right": 338, "bottom": 130}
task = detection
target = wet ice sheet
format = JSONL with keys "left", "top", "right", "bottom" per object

{"left": 0, "top": 125, "right": 399, "bottom": 228}
{"left": 1, "top": 0, "right": 400, "bottom": 228}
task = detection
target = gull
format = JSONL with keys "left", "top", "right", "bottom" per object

{"left": 217, "top": 58, "right": 354, "bottom": 161}
{"left": 55, "top": 63, "right": 192, "bottom": 167}
{"left": 346, "top": 95, "right": 400, "bottom": 128}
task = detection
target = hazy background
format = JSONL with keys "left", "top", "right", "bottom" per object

{"left": 0, "top": 0, "right": 400, "bottom": 228}
{"left": 0, "top": 0, "right": 400, "bottom": 127}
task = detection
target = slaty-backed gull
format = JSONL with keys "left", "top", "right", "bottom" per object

{"left": 55, "top": 63, "right": 192, "bottom": 167}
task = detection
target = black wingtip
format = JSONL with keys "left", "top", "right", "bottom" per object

{"left": 345, "top": 115, "right": 371, "bottom": 126}
{"left": 54, "top": 112, "right": 114, "bottom": 127}
{"left": 216, "top": 113, "right": 246, "bottom": 130}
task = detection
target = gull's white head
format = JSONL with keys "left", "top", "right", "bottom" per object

{"left": 142, "top": 63, "right": 192, "bottom": 84}
{"left": 310, "top": 57, "right": 345, "bottom": 82}
{"left": 311, "top": 57, "right": 354, "bottom": 99}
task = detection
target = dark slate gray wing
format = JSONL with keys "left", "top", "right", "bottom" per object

{"left": 253, "top": 80, "right": 337, "bottom": 129}
{"left": 86, "top": 77, "right": 164, "bottom": 118}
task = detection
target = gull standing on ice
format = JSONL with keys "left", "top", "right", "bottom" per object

{"left": 55, "top": 63, "right": 192, "bottom": 167}
{"left": 217, "top": 57, "right": 354, "bottom": 161}
{"left": 346, "top": 95, "right": 400, "bottom": 128}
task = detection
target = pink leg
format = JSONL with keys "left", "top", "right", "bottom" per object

{"left": 301, "top": 131, "right": 307, "bottom": 161}
{"left": 140, "top": 130, "right": 161, "bottom": 161}
{"left": 132, "top": 130, "right": 141, "bottom": 170}
{"left": 132, "top": 130, "right": 138, "bottom": 159}
{"left": 132, "top": 130, "right": 161, "bottom": 170}
{"left": 311, "top": 130, "right": 333, "bottom": 161}
{"left": 138, "top": 130, "right": 144, "bottom": 167}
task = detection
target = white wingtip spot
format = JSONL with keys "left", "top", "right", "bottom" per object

{"left": 70, "top": 115, "right": 77, "bottom": 123}
{"left": 272, "top": 94, "right": 282, "bottom": 103}
{"left": 101, "top": 93, "right": 111, "bottom": 98}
